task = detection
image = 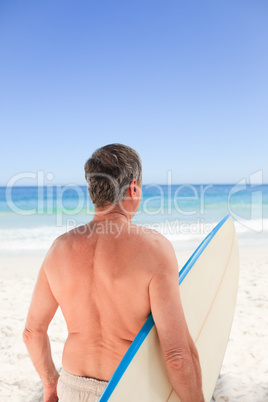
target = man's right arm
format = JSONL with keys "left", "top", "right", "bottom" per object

{"left": 149, "top": 238, "right": 204, "bottom": 402}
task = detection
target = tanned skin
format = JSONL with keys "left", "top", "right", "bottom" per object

{"left": 23, "top": 180, "right": 204, "bottom": 402}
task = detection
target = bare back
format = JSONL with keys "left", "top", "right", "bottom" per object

{"left": 44, "top": 218, "right": 161, "bottom": 381}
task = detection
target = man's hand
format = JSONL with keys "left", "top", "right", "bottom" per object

{"left": 44, "top": 376, "right": 59, "bottom": 402}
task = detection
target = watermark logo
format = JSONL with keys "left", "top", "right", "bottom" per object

{"left": 227, "top": 170, "right": 263, "bottom": 233}
{"left": 3, "top": 169, "right": 265, "bottom": 234}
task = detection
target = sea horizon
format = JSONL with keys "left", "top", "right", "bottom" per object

{"left": 0, "top": 184, "right": 267, "bottom": 256}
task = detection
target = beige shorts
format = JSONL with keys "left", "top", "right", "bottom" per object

{"left": 57, "top": 368, "right": 108, "bottom": 402}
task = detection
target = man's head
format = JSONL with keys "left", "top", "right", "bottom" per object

{"left": 84, "top": 143, "right": 142, "bottom": 208}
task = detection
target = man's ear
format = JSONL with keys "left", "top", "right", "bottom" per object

{"left": 129, "top": 179, "right": 137, "bottom": 197}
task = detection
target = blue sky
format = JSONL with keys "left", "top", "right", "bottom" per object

{"left": 0, "top": 0, "right": 267, "bottom": 185}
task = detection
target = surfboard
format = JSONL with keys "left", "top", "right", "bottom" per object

{"left": 99, "top": 215, "right": 239, "bottom": 402}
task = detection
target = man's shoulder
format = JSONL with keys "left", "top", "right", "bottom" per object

{"left": 129, "top": 224, "right": 174, "bottom": 257}
{"left": 53, "top": 224, "right": 88, "bottom": 246}
{"left": 128, "top": 225, "right": 178, "bottom": 279}
{"left": 49, "top": 229, "right": 72, "bottom": 250}
{"left": 44, "top": 226, "right": 84, "bottom": 261}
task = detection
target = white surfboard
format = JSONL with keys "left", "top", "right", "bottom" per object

{"left": 99, "top": 215, "right": 239, "bottom": 402}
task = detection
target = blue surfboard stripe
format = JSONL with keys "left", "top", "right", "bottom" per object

{"left": 178, "top": 214, "right": 230, "bottom": 284}
{"left": 99, "top": 215, "right": 230, "bottom": 401}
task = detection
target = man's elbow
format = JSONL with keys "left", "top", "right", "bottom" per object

{"left": 23, "top": 327, "right": 34, "bottom": 344}
{"left": 163, "top": 347, "right": 192, "bottom": 371}
{"left": 163, "top": 347, "right": 204, "bottom": 401}
{"left": 23, "top": 326, "right": 46, "bottom": 344}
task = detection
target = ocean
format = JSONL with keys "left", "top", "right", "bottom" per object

{"left": 0, "top": 184, "right": 267, "bottom": 255}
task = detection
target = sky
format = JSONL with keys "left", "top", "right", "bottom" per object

{"left": 0, "top": 0, "right": 267, "bottom": 185}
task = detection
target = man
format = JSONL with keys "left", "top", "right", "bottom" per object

{"left": 23, "top": 143, "right": 204, "bottom": 402}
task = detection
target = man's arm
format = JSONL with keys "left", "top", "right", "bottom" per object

{"left": 23, "top": 260, "right": 59, "bottom": 402}
{"left": 149, "top": 238, "right": 204, "bottom": 402}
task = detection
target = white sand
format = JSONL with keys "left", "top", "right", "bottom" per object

{"left": 211, "top": 246, "right": 268, "bottom": 402}
{"left": 0, "top": 244, "right": 268, "bottom": 401}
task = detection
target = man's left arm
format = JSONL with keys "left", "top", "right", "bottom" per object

{"left": 23, "top": 264, "right": 59, "bottom": 402}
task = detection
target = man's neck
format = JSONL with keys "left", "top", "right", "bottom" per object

{"left": 93, "top": 205, "right": 131, "bottom": 222}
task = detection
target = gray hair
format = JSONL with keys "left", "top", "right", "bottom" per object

{"left": 84, "top": 143, "right": 142, "bottom": 207}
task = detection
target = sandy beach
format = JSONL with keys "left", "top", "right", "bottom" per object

{"left": 0, "top": 241, "right": 267, "bottom": 401}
